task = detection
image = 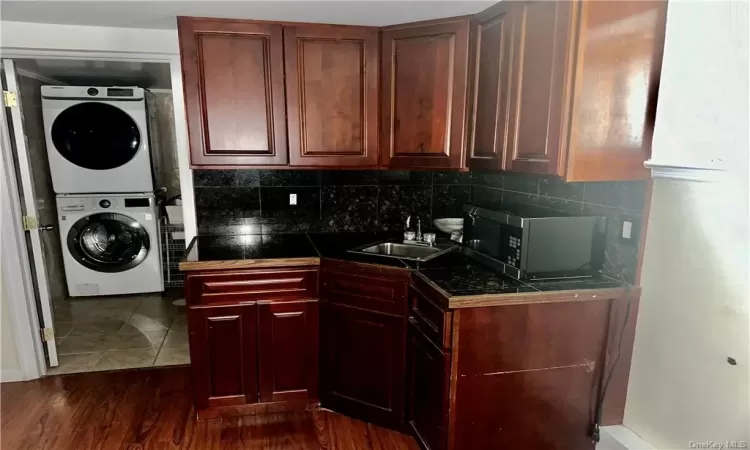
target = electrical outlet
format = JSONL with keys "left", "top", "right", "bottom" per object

{"left": 621, "top": 220, "right": 632, "bottom": 239}
{"left": 619, "top": 215, "right": 639, "bottom": 243}
{"left": 289, "top": 193, "right": 297, "bottom": 205}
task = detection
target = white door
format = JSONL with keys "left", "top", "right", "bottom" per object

{"left": 2, "top": 59, "right": 59, "bottom": 367}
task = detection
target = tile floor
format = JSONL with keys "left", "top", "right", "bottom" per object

{"left": 50, "top": 291, "right": 190, "bottom": 375}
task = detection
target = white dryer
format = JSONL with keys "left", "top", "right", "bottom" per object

{"left": 42, "top": 86, "right": 154, "bottom": 194}
{"left": 57, "top": 193, "right": 163, "bottom": 297}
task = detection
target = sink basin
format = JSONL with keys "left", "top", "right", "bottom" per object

{"left": 349, "top": 241, "right": 455, "bottom": 262}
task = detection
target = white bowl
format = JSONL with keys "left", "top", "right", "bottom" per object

{"left": 433, "top": 218, "right": 463, "bottom": 234}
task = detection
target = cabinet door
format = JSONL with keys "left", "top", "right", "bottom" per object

{"left": 178, "top": 17, "right": 288, "bottom": 167}
{"left": 284, "top": 25, "right": 379, "bottom": 168}
{"left": 505, "top": 2, "right": 575, "bottom": 175}
{"left": 321, "top": 303, "right": 406, "bottom": 427}
{"left": 381, "top": 18, "right": 470, "bottom": 170}
{"left": 468, "top": 3, "right": 514, "bottom": 170}
{"left": 188, "top": 304, "right": 258, "bottom": 410}
{"left": 407, "top": 322, "right": 451, "bottom": 450}
{"left": 257, "top": 300, "right": 319, "bottom": 403}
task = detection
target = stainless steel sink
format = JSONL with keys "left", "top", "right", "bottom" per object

{"left": 349, "top": 241, "right": 456, "bottom": 262}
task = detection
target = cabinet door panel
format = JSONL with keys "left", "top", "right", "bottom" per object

{"left": 408, "top": 322, "right": 451, "bottom": 450}
{"left": 321, "top": 304, "right": 406, "bottom": 427}
{"left": 468, "top": 3, "right": 514, "bottom": 169}
{"left": 381, "top": 19, "right": 470, "bottom": 170}
{"left": 258, "top": 301, "right": 319, "bottom": 403}
{"left": 506, "top": 2, "right": 574, "bottom": 175}
{"left": 285, "top": 26, "right": 379, "bottom": 167}
{"left": 178, "top": 18, "right": 287, "bottom": 166}
{"left": 188, "top": 304, "right": 258, "bottom": 409}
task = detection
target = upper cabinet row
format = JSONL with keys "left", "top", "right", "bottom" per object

{"left": 178, "top": 0, "right": 666, "bottom": 181}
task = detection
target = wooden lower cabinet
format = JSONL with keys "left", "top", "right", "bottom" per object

{"left": 258, "top": 300, "right": 319, "bottom": 403}
{"left": 187, "top": 304, "right": 258, "bottom": 410}
{"left": 407, "top": 321, "right": 451, "bottom": 450}
{"left": 320, "top": 303, "right": 406, "bottom": 427}
{"left": 185, "top": 266, "right": 320, "bottom": 417}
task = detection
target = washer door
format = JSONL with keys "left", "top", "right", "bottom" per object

{"left": 67, "top": 213, "right": 150, "bottom": 273}
{"left": 51, "top": 102, "right": 141, "bottom": 170}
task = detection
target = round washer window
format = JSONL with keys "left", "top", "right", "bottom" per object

{"left": 67, "top": 213, "right": 150, "bottom": 273}
{"left": 51, "top": 102, "right": 141, "bottom": 170}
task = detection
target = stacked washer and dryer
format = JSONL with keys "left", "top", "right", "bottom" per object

{"left": 42, "top": 86, "right": 163, "bottom": 297}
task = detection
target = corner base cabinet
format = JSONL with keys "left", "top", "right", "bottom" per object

{"left": 319, "top": 260, "right": 410, "bottom": 429}
{"left": 185, "top": 267, "right": 319, "bottom": 418}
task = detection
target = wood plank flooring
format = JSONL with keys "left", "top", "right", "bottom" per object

{"left": 1, "top": 367, "right": 418, "bottom": 450}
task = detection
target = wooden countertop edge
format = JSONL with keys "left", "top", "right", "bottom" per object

{"left": 411, "top": 271, "right": 639, "bottom": 309}
{"left": 179, "top": 257, "right": 321, "bottom": 271}
{"left": 447, "top": 286, "right": 640, "bottom": 308}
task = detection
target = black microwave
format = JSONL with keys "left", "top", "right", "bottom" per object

{"left": 462, "top": 204, "right": 607, "bottom": 280}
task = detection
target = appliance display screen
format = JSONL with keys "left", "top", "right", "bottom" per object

{"left": 124, "top": 198, "right": 150, "bottom": 207}
{"left": 107, "top": 88, "right": 134, "bottom": 97}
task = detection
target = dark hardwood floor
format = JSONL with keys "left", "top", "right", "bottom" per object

{"left": 1, "top": 366, "right": 418, "bottom": 450}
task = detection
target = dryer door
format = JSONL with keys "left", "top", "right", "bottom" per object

{"left": 51, "top": 102, "right": 141, "bottom": 170}
{"left": 67, "top": 213, "right": 150, "bottom": 273}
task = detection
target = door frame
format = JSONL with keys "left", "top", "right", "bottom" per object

{"left": 0, "top": 47, "right": 195, "bottom": 380}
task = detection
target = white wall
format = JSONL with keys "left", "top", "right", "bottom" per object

{"left": 624, "top": 2, "right": 750, "bottom": 448}
{"left": 0, "top": 21, "right": 179, "bottom": 55}
{"left": 0, "top": 270, "right": 22, "bottom": 380}
{"left": 648, "top": 2, "right": 749, "bottom": 172}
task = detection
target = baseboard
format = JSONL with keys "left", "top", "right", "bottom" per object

{"left": 0, "top": 369, "right": 26, "bottom": 383}
{"left": 598, "top": 426, "right": 655, "bottom": 450}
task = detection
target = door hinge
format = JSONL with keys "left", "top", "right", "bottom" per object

{"left": 41, "top": 327, "right": 54, "bottom": 342}
{"left": 22, "top": 215, "right": 37, "bottom": 230}
{"left": 3, "top": 90, "right": 17, "bottom": 107}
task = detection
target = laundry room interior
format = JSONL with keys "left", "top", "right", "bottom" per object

{"left": 5, "top": 58, "right": 189, "bottom": 374}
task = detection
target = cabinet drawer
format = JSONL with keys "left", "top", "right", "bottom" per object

{"left": 322, "top": 269, "right": 408, "bottom": 316}
{"left": 186, "top": 268, "right": 318, "bottom": 305}
{"left": 410, "top": 286, "right": 452, "bottom": 349}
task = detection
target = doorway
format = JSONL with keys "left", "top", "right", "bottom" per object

{"left": 2, "top": 56, "right": 191, "bottom": 376}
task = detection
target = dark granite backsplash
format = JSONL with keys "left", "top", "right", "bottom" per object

{"left": 470, "top": 172, "right": 648, "bottom": 283}
{"left": 194, "top": 170, "right": 471, "bottom": 235}
{"left": 194, "top": 168, "right": 646, "bottom": 284}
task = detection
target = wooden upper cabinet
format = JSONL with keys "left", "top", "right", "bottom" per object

{"left": 500, "top": 1, "right": 666, "bottom": 181}
{"left": 284, "top": 25, "right": 379, "bottom": 168}
{"left": 505, "top": 1, "right": 576, "bottom": 176}
{"left": 467, "top": 3, "right": 514, "bottom": 170}
{"left": 381, "top": 17, "right": 471, "bottom": 170}
{"left": 564, "top": 1, "right": 667, "bottom": 181}
{"left": 178, "top": 17, "right": 288, "bottom": 167}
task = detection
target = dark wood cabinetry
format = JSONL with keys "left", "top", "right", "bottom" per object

{"left": 258, "top": 300, "right": 319, "bottom": 402}
{"left": 185, "top": 266, "right": 319, "bottom": 417}
{"left": 380, "top": 18, "right": 471, "bottom": 170}
{"left": 284, "top": 25, "right": 379, "bottom": 168}
{"left": 407, "top": 320, "right": 451, "bottom": 450}
{"left": 467, "top": 2, "right": 514, "bottom": 170}
{"left": 188, "top": 304, "right": 258, "bottom": 410}
{"left": 469, "top": 0, "right": 666, "bottom": 181}
{"left": 505, "top": 1, "right": 576, "bottom": 175}
{"left": 321, "top": 303, "right": 406, "bottom": 426}
{"left": 319, "top": 261, "right": 409, "bottom": 428}
{"left": 179, "top": 1, "right": 664, "bottom": 177}
{"left": 177, "top": 17, "right": 288, "bottom": 167}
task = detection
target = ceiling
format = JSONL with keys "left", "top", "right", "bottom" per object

{"left": 0, "top": 1, "right": 493, "bottom": 29}
{"left": 15, "top": 59, "right": 172, "bottom": 89}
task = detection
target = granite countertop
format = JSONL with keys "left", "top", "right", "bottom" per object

{"left": 180, "top": 234, "right": 320, "bottom": 270}
{"left": 410, "top": 249, "right": 629, "bottom": 308}
{"left": 180, "top": 232, "right": 631, "bottom": 307}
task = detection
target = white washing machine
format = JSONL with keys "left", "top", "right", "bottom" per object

{"left": 42, "top": 86, "right": 154, "bottom": 194}
{"left": 57, "top": 193, "right": 163, "bottom": 297}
